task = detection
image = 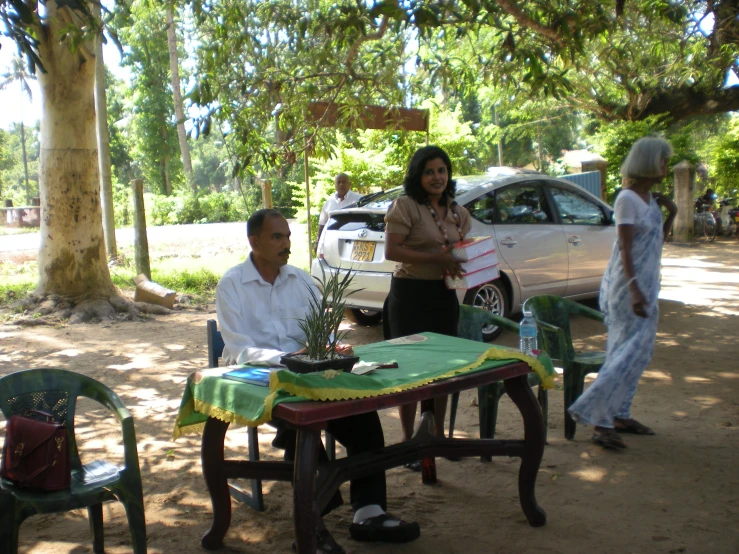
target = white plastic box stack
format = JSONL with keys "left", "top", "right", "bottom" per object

{"left": 445, "top": 236, "right": 500, "bottom": 290}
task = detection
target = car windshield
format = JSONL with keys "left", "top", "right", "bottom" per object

{"left": 355, "top": 187, "right": 405, "bottom": 208}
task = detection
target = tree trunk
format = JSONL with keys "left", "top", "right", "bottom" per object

{"left": 166, "top": 2, "right": 195, "bottom": 192}
{"left": 36, "top": 4, "right": 116, "bottom": 299}
{"left": 94, "top": 16, "right": 118, "bottom": 260}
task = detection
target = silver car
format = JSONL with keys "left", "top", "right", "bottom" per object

{"left": 312, "top": 170, "right": 616, "bottom": 339}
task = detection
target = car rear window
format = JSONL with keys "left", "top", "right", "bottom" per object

{"left": 327, "top": 213, "right": 387, "bottom": 232}
{"left": 356, "top": 187, "right": 405, "bottom": 208}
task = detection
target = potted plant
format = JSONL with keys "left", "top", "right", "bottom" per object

{"left": 280, "top": 266, "right": 360, "bottom": 374}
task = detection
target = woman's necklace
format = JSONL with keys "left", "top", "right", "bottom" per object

{"left": 425, "top": 200, "right": 464, "bottom": 246}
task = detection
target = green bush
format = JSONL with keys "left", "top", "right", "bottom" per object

{"left": 199, "top": 191, "right": 245, "bottom": 222}
{"left": 126, "top": 191, "right": 248, "bottom": 226}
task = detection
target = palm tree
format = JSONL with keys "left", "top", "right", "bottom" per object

{"left": 0, "top": 55, "right": 36, "bottom": 205}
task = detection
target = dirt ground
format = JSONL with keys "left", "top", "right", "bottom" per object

{"left": 1, "top": 239, "right": 738, "bottom": 554}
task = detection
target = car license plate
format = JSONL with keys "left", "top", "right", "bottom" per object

{"left": 350, "top": 241, "right": 376, "bottom": 262}
{"left": 735, "top": 215, "right": 739, "bottom": 223}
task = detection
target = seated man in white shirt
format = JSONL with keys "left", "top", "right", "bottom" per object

{"left": 316, "top": 173, "right": 363, "bottom": 248}
{"left": 216, "top": 209, "right": 420, "bottom": 553}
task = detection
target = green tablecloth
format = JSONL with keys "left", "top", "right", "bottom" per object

{"left": 173, "top": 332, "right": 554, "bottom": 439}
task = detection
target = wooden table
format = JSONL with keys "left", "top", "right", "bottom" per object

{"left": 198, "top": 359, "right": 547, "bottom": 553}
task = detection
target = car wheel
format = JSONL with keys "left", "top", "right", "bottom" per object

{"left": 347, "top": 308, "right": 383, "bottom": 326}
{"left": 463, "top": 279, "right": 509, "bottom": 342}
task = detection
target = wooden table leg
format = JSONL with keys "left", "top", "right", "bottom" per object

{"left": 504, "top": 375, "right": 547, "bottom": 527}
{"left": 201, "top": 417, "right": 232, "bottom": 549}
{"left": 293, "top": 428, "right": 320, "bottom": 554}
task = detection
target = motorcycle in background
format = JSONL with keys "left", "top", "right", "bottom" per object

{"left": 717, "top": 198, "right": 737, "bottom": 236}
{"left": 694, "top": 195, "right": 717, "bottom": 241}
{"left": 729, "top": 205, "right": 739, "bottom": 239}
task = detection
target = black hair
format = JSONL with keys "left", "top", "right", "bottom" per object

{"left": 247, "top": 209, "right": 284, "bottom": 237}
{"left": 403, "top": 145, "right": 457, "bottom": 205}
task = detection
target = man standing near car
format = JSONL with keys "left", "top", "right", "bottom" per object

{"left": 216, "top": 209, "right": 420, "bottom": 552}
{"left": 316, "top": 173, "right": 362, "bottom": 250}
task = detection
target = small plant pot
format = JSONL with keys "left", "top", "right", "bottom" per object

{"left": 280, "top": 353, "right": 360, "bottom": 374}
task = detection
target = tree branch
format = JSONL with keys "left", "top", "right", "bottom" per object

{"left": 344, "top": 15, "right": 389, "bottom": 74}
{"left": 636, "top": 84, "right": 739, "bottom": 121}
{"left": 494, "top": 0, "right": 566, "bottom": 47}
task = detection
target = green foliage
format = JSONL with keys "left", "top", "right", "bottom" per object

{"left": 191, "top": 134, "right": 231, "bottom": 192}
{"left": 116, "top": 0, "right": 184, "bottom": 195}
{"left": 105, "top": 69, "right": 134, "bottom": 188}
{"left": 296, "top": 102, "right": 481, "bottom": 228}
{"left": 0, "top": 260, "right": 36, "bottom": 306}
{"left": 708, "top": 116, "right": 739, "bottom": 195}
{"left": 115, "top": 190, "right": 246, "bottom": 226}
{"left": 150, "top": 267, "right": 221, "bottom": 294}
{"left": 589, "top": 115, "right": 727, "bottom": 200}
{"left": 590, "top": 116, "right": 669, "bottom": 197}
{"left": 297, "top": 266, "right": 356, "bottom": 361}
{"left": 0, "top": 122, "right": 39, "bottom": 206}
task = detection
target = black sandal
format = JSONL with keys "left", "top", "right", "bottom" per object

{"left": 592, "top": 427, "right": 627, "bottom": 450}
{"left": 614, "top": 418, "right": 655, "bottom": 435}
{"left": 349, "top": 513, "right": 421, "bottom": 543}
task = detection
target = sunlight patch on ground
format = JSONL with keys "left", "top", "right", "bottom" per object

{"left": 661, "top": 259, "right": 725, "bottom": 269}
{"left": 642, "top": 370, "right": 673, "bottom": 382}
{"left": 14, "top": 332, "right": 75, "bottom": 349}
{"left": 660, "top": 257, "right": 739, "bottom": 316}
{"left": 569, "top": 466, "right": 608, "bottom": 483}
{"left": 690, "top": 396, "right": 721, "bottom": 407}
{"left": 714, "top": 371, "right": 738, "bottom": 379}
{"left": 164, "top": 344, "right": 185, "bottom": 351}
{"left": 684, "top": 375, "right": 712, "bottom": 383}
{"left": 108, "top": 353, "right": 163, "bottom": 370}
{"left": 49, "top": 348, "right": 81, "bottom": 357}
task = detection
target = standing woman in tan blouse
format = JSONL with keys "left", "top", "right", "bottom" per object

{"left": 383, "top": 146, "right": 471, "bottom": 466}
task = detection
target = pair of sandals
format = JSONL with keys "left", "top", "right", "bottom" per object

{"left": 592, "top": 418, "right": 655, "bottom": 450}
{"left": 293, "top": 515, "right": 420, "bottom": 554}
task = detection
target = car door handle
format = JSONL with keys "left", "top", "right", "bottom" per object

{"left": 568, "top": 235, "right": 582, "bottom": 245}
{"left": 500, "top": 236, "right": 518, "bottom": 246}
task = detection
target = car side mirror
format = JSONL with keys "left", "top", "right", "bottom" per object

{"left": 609, "top": 211, "right": 615, "bottom": 225}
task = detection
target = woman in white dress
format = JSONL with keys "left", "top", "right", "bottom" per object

{"left": 569, "top": 137, "right": 677, "bottom": 450}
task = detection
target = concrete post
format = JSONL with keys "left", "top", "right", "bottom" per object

{"left": 673, "top": 161, "right": 693, "bottom": 243}
{"left": 261, "top": 179, "right": 273, "bottom": 209}
{"left": 131, "top": 179, "right": 151, "bottom": 279}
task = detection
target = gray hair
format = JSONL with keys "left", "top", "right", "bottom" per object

{"left": 620, "top": 137, "right": 674, "bottom": 180}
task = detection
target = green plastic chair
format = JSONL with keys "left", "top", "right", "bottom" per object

{"left": 449, "top": 304, "right": 548, "bottom": 460}
{"left": 0, "top": 368, "right": 147, "bottom": 553}
{"left": 522, "top": 295, "right": 606, "bottom": 440}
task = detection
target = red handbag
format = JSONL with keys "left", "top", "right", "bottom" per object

{"left": 1, "top": 410, "right": 71, "bottom": 491}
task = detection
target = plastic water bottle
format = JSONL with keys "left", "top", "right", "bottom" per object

{"left": 519, "top": 310, "right": 538, "bottom": 356}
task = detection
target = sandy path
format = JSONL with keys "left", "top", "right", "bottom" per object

{"left": 1, "top": 241, "right": 738, "bottom": 553}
